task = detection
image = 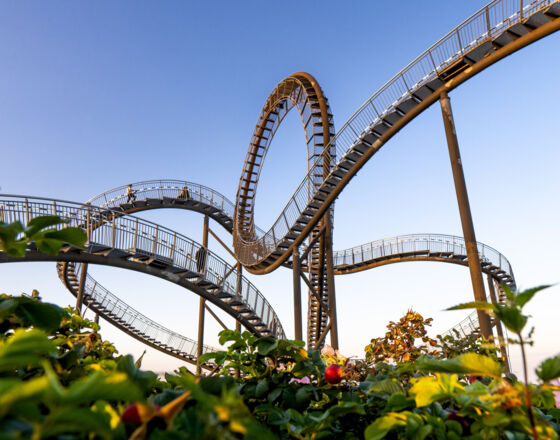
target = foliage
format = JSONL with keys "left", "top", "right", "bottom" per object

{"left": 0, "top": 215, "right": 86, "bottom": 257}
{"left": 1, "top": 214, "right": 559, "bottom": 440}
{"left": 364, "top": 310, "right": 439, "bottom": 364}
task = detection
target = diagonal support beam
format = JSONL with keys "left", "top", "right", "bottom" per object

{"left": 440, "top": 92, "right": 492, "bottom": 339}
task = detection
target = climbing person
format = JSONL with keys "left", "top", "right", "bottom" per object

{"left": 126, "top": 184, "right": 137, "bottom": 203}
{"left": 195, "top": 246, "right": 207, "bottom": 274}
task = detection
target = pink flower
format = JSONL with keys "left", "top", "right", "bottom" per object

{"left": 321, "top": 345, "right": 335, "bottom": 356}
{"left": 289, "top": 376, "right": 311, "bottom": 385}
{"left": 551, "top": 378, "right": 560, "bottom": 408}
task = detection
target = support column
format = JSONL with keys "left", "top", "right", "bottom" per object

{"left": 487, "top": 276, "right": 510, "bottom": 372}
{"left": 292, "top": 248, "right": 303, "bottom": 341}
{"left": 76, "top": 263, "right": 88, "bottom": 314}
{"left": 440, "top": 91, "right": 492, "bottom": 339}
{"left": 236, "top": 263, "right": 243, "bottom": 333}
{"left": 196, "top": 215, "right": 209, "bottom": 375}
{"left": 324, "top": 214, "right": 339, "bottom": 350}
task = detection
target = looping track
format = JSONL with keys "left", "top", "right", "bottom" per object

{"left": 0, "top": 0, "right": 558, "bottom": 366}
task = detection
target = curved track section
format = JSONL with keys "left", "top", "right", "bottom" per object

{"left": 232, "top": 0, "right": 560, "bottom": 274}
{"left": 58, "top": 261, "right": 217, "bottom": 369}
{"left": 234, "top": 72, "right": 336, "bottom": 346}
{"left": 83, "top": 182, "right": 519, "bottom": 342}
{"left": 0, "top": 196, "right": 286, "bottom": 343}
{"left": 332, "top": 233, "right": 516, "bottom": 288}
{"left": 87, "top": 180, "right": 242, "bottom": 234}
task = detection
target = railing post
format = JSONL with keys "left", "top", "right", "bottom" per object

{"left": 485, "top": 6, "right": 491, "bottom": 36}
{"left": 86, "top": 204, "right": 91, "bottom": 242}
{"left": 170, "top": 232, "right": 176, "bottom": 262}
{"left": 440, "top": 91, "right": 492, "bottom": 339}
{"left": 133, "top": 218, "right": 138, "bottom": 250}
{"left": 25, "top": 198, "right": 29, "bottom": 224}
{"left": 111, "top": 217, "right": 116, "bottom": 249}
{"left": 152, "top": 225, "right": 158, "bottom": 255}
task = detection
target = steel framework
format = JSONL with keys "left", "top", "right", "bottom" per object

{"left": 0, "top": 0, "right": 558, "bottom": 369}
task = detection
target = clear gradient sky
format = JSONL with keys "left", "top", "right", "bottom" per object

{"left": 0, "top": 1, "right": 558, "bottom": 379}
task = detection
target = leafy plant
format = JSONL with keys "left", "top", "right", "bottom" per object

{"left": 364, "top": 310, "right": 438, "bottom": 365}
{"left": 448, "top": 284, "right": 558, "bottom": 440}
{"left": 0, "top": 215, "right": 87, "bottom": 257}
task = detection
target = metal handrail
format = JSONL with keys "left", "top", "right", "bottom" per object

{"left": 87, "top": 180, "right": 266, "bottom": 236}
{"left": 333, "top": 233, "right": 515, "bottom": 286}
{"left": 69, "top": 262, "right": 217, "bottom": 359}
{"left": 233, "top": 0, "right": 557, "bottom": 266}
{"left": 0, "top": 195, "right": 285, "bottom": 339}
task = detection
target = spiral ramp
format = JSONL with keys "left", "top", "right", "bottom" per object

{"left": 0, "top": 0, "right": 558, "bottom": 367}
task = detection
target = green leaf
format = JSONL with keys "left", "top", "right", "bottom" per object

{"left": 0, "top": 377, "right": 49, "bottom": 416}
{"left": 515, "top": 285, "right": 551, "bottom": 308}
{"left": 267, "top": 387, "right": 282, "bottom": 403}
{"left": 116, "top": 354, "right": 157, "bottom": 392}
{"left": 295, "top": 387, "right": 311, "bottom": 409}
{"left": 24, "top": 216, "right": 67, "bottom": 238}
{"left": 414, "top": 353, "right": 502, "bottom": 378}
{"left": 255, "top": 379, "right": 269, "bottom": 398}
{"left": 41, "top": 407, "right": 112, "bottom": 438}
{"left": 501, "top": 283, "right": 516, "bottom": 302}
{"left": 43, "top": 227, "right": 87, "bottom": 249}
{"left": 367, "top": 378, "right": 403, "bottom": 395}
{"left": 51, "top": 371, "right": 143, "bottom": 405}
{"left": 536, "top": 354, "right": 560, "bottom": 382}
{"left": 12, "top": 296, "right": 65, "bottom": 332}
{"left": 33, "top": 236, "right": 64, "bottom": 255}
{"left": 0, "top": 329, "right": 57, "bottom": 371}
{"left": 365, "top": 413, "right": 406, "bottom": 440}
{"left": 446, "top": 301, "right": 494, "bottom": 311}
{"left": 199, "top": 351, "right": 223, "bottom": 365}
{"left": 493, "top": 305, "right": 527, "bottom": 333}
{"left": 387, "top": 392, "right": 415, "bottom": 411}
{"left": 218, "top": 329, "right": 243, "bottom": 346}
{"left": 256, "top": 338, "right": 278, "bottom": 356}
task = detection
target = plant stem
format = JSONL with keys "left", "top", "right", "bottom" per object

{"left": 518, "top": 332, "right": 537, "bottom": 440}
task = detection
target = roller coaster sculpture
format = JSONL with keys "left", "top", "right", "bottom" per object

{"left": 1, "top": 0, "right": 558, "bottom": 372}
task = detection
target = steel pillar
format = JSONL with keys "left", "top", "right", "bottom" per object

{"left": 196, "top": 215, "right": 209, "bottom": 374}
{"left": 292, "top": 248, "right": 303, "bottom": 341}
{"left": 487, "top": 275, "right": 510, "bottom": 372}
{"left": 324, "top": 215, "right": 338, "bottom": 349}
{"left": 439, "top": 91, "right": 492, "bottom": 339}
{"left": 76, "top": 263, "right": 88, "bottom": 314}
{"left": 236, "top": 263, "right": 243, "bottom": 333}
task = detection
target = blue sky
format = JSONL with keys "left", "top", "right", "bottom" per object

{"left": 1, "top": 1, "right": 559, "bottom": 378}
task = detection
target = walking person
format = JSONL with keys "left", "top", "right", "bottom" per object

{"left": 126, "top": 184, "right": 137, "bottom": 203}
{"left": 195, "top": 246, "right": 207, "bottom": 274}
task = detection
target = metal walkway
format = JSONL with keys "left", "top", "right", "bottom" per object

{"left": 232, "top": 0, "right": 560, "bottom": 274}
{"left": 0, "top": 196, "right": 285, "bottom": 365}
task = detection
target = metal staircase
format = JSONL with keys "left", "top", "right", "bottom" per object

{"left": 58, "top": 261, "right": 217, "bottom": 368}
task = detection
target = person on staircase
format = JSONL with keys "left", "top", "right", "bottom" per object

{"left": 195, "top": 246, "right": 208, "bottom": 275}
{"left": 178, "top": 186, "right": 190, "bottom": 200}
{"left": 126, "top": 184, "right": 137, "bottom": 203}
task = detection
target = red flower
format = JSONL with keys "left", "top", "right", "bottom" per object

{"left": 325, "top": 364, "right": 343, "bottom": 384}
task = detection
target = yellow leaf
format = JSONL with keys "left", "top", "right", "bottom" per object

{"left": 229, "top": 420, "right": 248, "bottom": 434}
{"left": 215, "top": 405, "right": 229, "bottom": 422}
{"left": 410, "top": 376, "right": 444, "bottom": 407}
